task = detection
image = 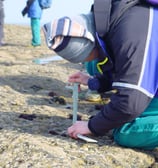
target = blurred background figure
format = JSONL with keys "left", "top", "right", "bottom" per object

{"left": 22, "top": 0, "right": 52, "bottom": 47}
{"left": 0, "top": 0, "right": 5, "bottom": 46}
{"left": 22, "top": 0, "right": 43, "bottom": 47}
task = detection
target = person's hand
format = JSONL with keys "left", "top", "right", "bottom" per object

{"left": 68, "top": 71, "right": 91, "bottom": 85}
{"left": 67, "top": 121, "right": 92, "bottom": 139}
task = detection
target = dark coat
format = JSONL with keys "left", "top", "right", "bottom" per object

{"left": 88, "top": 1, "right": 158, "bottom": 136}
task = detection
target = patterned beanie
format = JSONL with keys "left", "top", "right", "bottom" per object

{"left": 42, "top": 12, "right": 95, "bottom": 63}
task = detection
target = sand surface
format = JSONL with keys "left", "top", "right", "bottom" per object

{"left": 0, "top": 24, "right": 157, "bottom": 168}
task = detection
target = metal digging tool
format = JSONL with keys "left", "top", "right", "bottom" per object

{"left": 72, "top": 83, "right": 79, "bottom": 124}
{"left": 71, "top": 83, "right": 98, "bottom": 143}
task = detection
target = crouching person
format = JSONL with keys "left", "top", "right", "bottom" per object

{"left": 42, "top": 1, "right": 158, "bottom": 150}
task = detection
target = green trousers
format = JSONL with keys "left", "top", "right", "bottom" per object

{"left": 113, "top": 98, "right": 158, "bottom": 150}
{"left": 31, "top": 18, "right": 41, "bottom": 46}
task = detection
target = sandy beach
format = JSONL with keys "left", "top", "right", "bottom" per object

{"left": 0, "top": 24, "right": 157, "bottom": 168}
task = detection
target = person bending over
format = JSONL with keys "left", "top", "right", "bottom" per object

{"left": 42, "top": 2, "right": 158, "bottom": 150}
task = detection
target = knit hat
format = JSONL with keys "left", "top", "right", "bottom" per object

{"left": 42, "top": 12, "right": 95, "bottom": 63}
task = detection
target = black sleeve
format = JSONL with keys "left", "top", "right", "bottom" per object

{"left": 88, "top": 87, "right": 152, "bottom": 136}
{"left": 95, "top": 72, "right": 112, "bottom": 93}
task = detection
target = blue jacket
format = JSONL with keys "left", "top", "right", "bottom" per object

{"left": 28, "top": 0, "right": 42, "bottom": 18}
